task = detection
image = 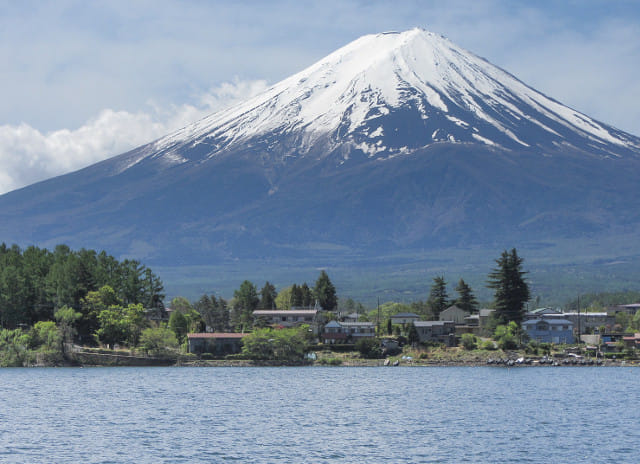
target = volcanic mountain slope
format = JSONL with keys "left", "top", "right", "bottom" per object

{"left": 1, "top": 28, "right": 640, "bottom": 265}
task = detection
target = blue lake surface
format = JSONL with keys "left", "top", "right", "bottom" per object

{"left": 0, "top": 366, "right": 638, "bottom": 463}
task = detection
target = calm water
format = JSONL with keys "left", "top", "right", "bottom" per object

{"left": 0, "top": 366, "right": 638, "bottom": 463}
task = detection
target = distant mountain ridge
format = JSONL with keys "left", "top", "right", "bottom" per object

{"left": 1, "top": 28, "right": 640, "bottom": 276}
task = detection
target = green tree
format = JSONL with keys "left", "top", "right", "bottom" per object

{"left": 232, "top": 280, "right": 259, "bottom": 330}
{"left": 0, "top": 328, "right": 30, "bottom": 367}
{"left": 455, "top": 279, "right": 479, "bottom": 313}
{"left": 290, "top": 284, "right": 303, "bottom": 307}
{"left": 487, "top": 249, "right": 531, "bottom": 325}
{"left": 493, "top": 322, "right": 521, "bottom": 350}
{"left": 138, "top": 327, "right": 179, "bottom": 355}
{"left": 168, "top": 311, "right": 189, "bottom": 344}
{"left": 79, "top": 285, "right": 121, "bottom": 341}
{"left": 30, "top": 321, "right": 62, "bottom": 352}
{"left": 300, "top": 283, "right": 313, "bottom": 307}
{"left": 314, "top": 270, "right": 337, "bottom": 311}
{"left": 194, "top": 294, "right": 229, "bottom": 332}
{"left": 95, "top": 303, "right": 147, "bottom": 348}
{"left": 259, "top": 281, "right": 277, "bottom": 309}
{"left": 241, "top": 326, "right": 310, "bottom": 361}
{"left": 407, "top": 322, "right": 420, "bottom": 345}
{"left": 275, "top": 286, "right": 293, "bottom": 310}
{"left": 460, "top": 333, "right": 478, "bottom": 350}
{"left": 0, "top": 264, "right": 27, "bottom": 328}
{"left": 170, "top": 296, "right": 193, "bottom": 314}
{"left": 428, "top": 276, "right": 449, "bottom": 319}
{"left": 355, "top": 337, "right": 383, "bottom": 359}
{"left": 54, "top": 305, "right": 81, "bottom": 347}
{"left": 95, "top": 308, "right": 129, "bottom": 349}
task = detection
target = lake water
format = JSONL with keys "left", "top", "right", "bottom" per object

{"left": 0, "top": 366, "right": 638, "bottom": 463}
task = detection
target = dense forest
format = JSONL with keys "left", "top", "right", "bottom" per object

{"left": 0, "top": 243, "right": 164, "bottom": 337}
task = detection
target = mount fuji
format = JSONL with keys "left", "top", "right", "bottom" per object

{"left": 1, "top": 28, "right": 640, "bottom": 291}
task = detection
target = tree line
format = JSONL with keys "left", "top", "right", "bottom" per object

{"left": 170, "top": 270, "right": 338, "bottom": 334}
{"left": 0, "top": 243, "right": 164, "bottom": 338}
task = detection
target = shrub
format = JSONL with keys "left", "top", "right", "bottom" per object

{"left": 138, "top": 327, "right": 179, "bottom": 356}
{"left": 460, "top": 333, "right": 478, "bottom": 350}
{"left": 481, "top": 340, "right": 497, "bottom": 350}
{"left": 355, "top": 338, "right": 383, "bottom": 359}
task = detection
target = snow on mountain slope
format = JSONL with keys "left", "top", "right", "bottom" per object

{"left": 141, "top": 27, "right": 638, "bottom": 169}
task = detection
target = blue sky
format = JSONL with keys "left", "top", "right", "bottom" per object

{"left": 1, "top": 0, "right": 639, "bottom": 193}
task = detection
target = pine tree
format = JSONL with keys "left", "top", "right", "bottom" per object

{"left": 428, "top": 276, "right": 449, "bottom": 318}
{"left": 313, "top": 270, "right": 337, "bottom": 311}
{"left": 300, "top": 283, "right": 313, "bottom": 307}
{"left": 487, "top": 248, "right": 530, "bottom": 325}
{"left": 290, "top": 283, "right": 303, "bottom": 307}
{"left": 455, "top": 278, "right": 479, "bottom": 313}
{"left": 259, "top": 281, "right": 277, "bottom": 309}
{"left": 407, "top": 322, "right": 420, "bottom": 345}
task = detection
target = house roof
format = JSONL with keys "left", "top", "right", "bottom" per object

{"left": 414, "top": 321, "right": 453, "bottom": 327}
{"left": 523, "top": 318, "right": 573, "bottom": 326}
{"left": 341, "top": 321, "right": 375, "bottom": 328}
{"left": 187, "top": 333, "right": 248, "bottom": 339}
{"left": 479, "top": 309, "right": 495, "bottom": 317}
{"left": 253, "top": 310, "right": 317, "bottom": 316}
{"left": 554, "top": 312, "right": 609, "bottom": 317}
{"left": 324, "top": 320, "right": 342, "bottom": 328}
{"left": 391, "top": 312, "right": 420, "bottom": 318}
{"left": 442, "top": 305, "right": 466, "bottom": 313}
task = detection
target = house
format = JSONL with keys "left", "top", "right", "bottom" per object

{"left": 622, "top": 333, "right": 640, "bottom": 349}
{"left": 391, "top": 312, "right": 420, "bottom": 325}
{"left": 252, "top": 309, "right": 319, "bottom": 328}
{"left": 607, "top": 303, "right": 640, "bottom": 316}
{"left": 522, "top": 318, "right": 574, "bottom": 344}
{"left": 439, "top": 305, "right": 469, "bottom": 324}
{"left": 549, "top": 312, "right": 614, "bottom": 333}
{"left": 341, "top": 312, "right": 361, "bottom": 322}
{"left": 413, "top": 321, "right": 457, "bottom": 346}
{"left": 321, "top": 320, "right": 376, "bottom": 344}
{"left": 187, "top": 333, "right": 248, "bottom": 355}
{"left": 524, "top": 307, "right": 563, "bottom": 320}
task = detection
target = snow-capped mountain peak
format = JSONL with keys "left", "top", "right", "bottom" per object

{"left": 142, "top": 27, "right": 639, "bottom": 169}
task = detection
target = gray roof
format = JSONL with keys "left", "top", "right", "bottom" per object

{"left": 392, "top": 312, "right": 420, "bottom": 318}
{"left": 414, "top": 321, "right": 453, "bottom": 327}
{"left": 340, "top": 321, "right": 376, "bottom": 327}
{"left": 523, "top": 318, "right": 573, "bottom": 326}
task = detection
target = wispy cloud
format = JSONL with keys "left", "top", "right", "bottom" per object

{"left": 0, "top": 79, "right": 267, "bottom": 194}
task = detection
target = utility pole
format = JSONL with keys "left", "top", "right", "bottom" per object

{"left": 577, "top": 294, "right": 581, "bottom": 344}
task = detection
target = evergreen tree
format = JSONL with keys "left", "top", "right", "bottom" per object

{"left": 428, "top": 276, "right": 449, "bottom": 319}
{"left": 407, "top": 322, "right": 420, "bottom": 345}
{"left": 300, "top": 283, "right": 313, "bottom": 307}
{"left": 259, "top": 281, "right": 277, "bottom": 309}
{"left": 313, "top": 270, "right": 337, "bottom": 311}
{"left": 290, "top": 283, "right": 303, "bottom": 307}
{"left": 454, "top": 278, "right": 479, "bottom": 313}
{"left": 487, "top": 248, "right": 530, "bottom": 325}
{"left": 232, "top": 280, "right": 259, "bottom": 330}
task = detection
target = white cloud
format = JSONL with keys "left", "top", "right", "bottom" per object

{"left": 0, "top": 79, "right": 267, "bottom": 194}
